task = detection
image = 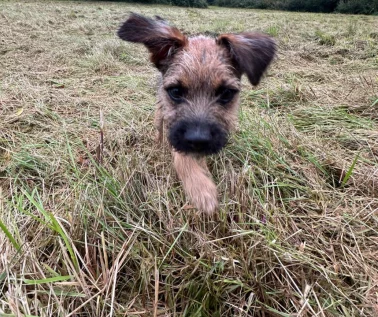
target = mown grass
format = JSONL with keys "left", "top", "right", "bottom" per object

{"left": 1, "top": 1, "right": 378, "bottom": 316}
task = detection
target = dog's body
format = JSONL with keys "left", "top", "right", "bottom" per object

{"left": 118, "top": 14, "right": 276, "bottom": 214}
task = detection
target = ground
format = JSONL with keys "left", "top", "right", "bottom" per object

{"left": 0, "top": 1, "right": 378, "bottom": 316}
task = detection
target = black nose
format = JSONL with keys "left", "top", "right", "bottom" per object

{"left": 184, "top": 124, "right": 212, "bottom": 151}
{"left": 168, "top": 120, "right": 228, "bottom": 155}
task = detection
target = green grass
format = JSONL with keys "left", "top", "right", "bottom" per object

{"left": 1, "top": 1, "right": 378, "bottom": 316}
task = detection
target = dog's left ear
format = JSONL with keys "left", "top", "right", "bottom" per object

{"left": 217, "top": 33, "right": 276, "bottom": 86}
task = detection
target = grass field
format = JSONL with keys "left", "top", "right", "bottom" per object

{"left": 1, "top": 1, "right": 378, "bottom": 316}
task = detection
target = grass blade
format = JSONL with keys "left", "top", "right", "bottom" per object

{"left": 341, "top": 153, "right": 359, "bottom": 187}
{"left": 159, "top": 223, "right": 188, "bottom": 269}
{"left": 22, "top": 275, "right": 73, "bottom": 285}
{"left": 22, "top": 189, "right": 79, "bottom": 271}
{"left": 0, "top": 219, "right": 21, "bottom": 252}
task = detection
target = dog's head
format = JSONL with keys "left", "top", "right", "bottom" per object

{"left": 118, "top": 13, "right": 276, "bottom": 156}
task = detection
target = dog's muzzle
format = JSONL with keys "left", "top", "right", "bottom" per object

{"left": 168, "top": 120, "right": 228, "bottom": 155}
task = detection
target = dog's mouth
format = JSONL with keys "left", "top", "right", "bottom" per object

{"left": 168, "top": 120, "right": 228, "bottom": 155}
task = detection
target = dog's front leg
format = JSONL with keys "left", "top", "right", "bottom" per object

{"left": 154, "top": 101, "right": 164, "bottom": 143}
{"left": 173, "top": 151, "right": 218, "bottom": 215}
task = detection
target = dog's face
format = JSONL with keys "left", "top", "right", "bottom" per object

{"left": 162, "top": 36, "right": 240, "bottom": 155}
{"left": 118, "top": 14, "right": 276, "bottom": 156}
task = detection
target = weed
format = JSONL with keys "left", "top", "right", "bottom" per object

{"left": 315, "top": 29, "right": 336, "bottom": 46}
{"left": 266, "top": 24, "right": 280, "bottom": 37}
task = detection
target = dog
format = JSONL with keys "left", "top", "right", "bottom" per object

{"left": 117, "top": 13, "right": 276, "bottom": 215}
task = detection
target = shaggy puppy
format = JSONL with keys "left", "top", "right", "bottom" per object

{"left": 118, "top": 13, "right": 276, "bottom": 214}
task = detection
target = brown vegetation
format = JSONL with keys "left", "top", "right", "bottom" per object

{"left": 1, "top": 1, "right": 378, "bottom": 316}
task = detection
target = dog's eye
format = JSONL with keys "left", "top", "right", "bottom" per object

{"left": 217, "top": 88, "right": 238, "bottom": 104}
{"left": 167, "top": 87, "right": 185, "bottom": 103}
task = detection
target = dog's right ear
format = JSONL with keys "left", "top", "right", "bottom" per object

{"left": 117, "top": 13, "right": 187, "bottom": 71}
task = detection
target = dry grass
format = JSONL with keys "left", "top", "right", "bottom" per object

{"left": 1, "top": 1, "right": 378, "bottom": 316}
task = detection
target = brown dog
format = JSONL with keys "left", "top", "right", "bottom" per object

{"left": 118, "top": 13, "right": 276, "bottom": 214}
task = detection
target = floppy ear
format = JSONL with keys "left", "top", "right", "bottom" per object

{"left": 117, "top": 13, "right": 187, "bottom": 71}
{"left": 217, "top": 33, "right": 276, "bottom": 86}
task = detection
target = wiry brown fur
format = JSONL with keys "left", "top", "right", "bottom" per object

{"left": 157, "top": 36, "right": 240, "bottom": 133}
{"left": 118, "top": 13, "right": 276, "bottom": 214}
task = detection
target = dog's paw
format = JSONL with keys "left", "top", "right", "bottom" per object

{"left": 173, "top": 151, "right": 218, "bottom": 215}
{"left": 186, "top": 175, "right": 218, "bottom": 215}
